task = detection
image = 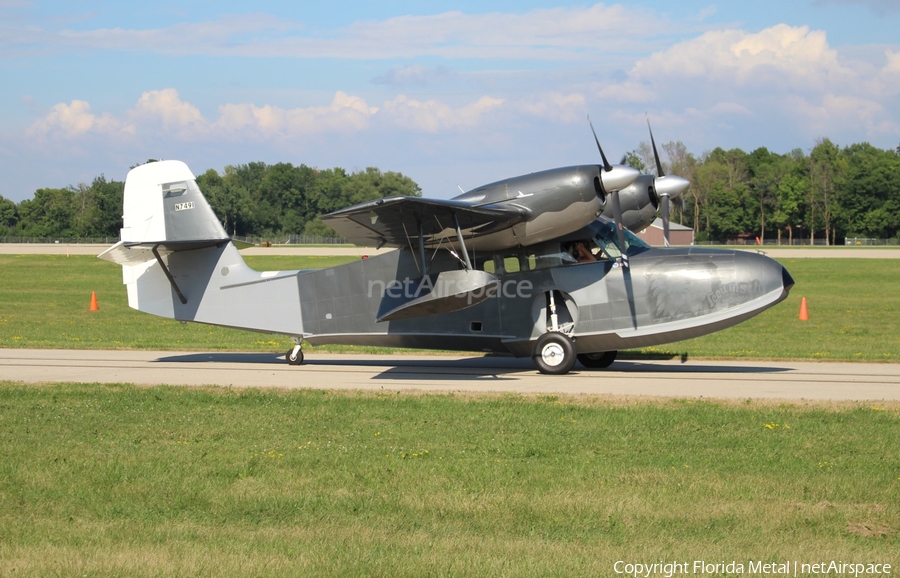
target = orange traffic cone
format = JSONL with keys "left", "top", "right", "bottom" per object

{"left": 89, "top": 291, "right": 99, "bottom": 312}
{"left": 798, "top": 296, "right": 808, "bottom": 321}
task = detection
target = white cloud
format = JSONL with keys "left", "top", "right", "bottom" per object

{"left": 886, "top": 50, "right": 900, "bottom": 74}
{"left": 26, "top": 99, "right": 131, "bottom": 139}
{"left": 26, "top": 90, "right": 512, "bottom": 144}
{"left": 596, "top": 80, "right": 658, "bottom": 104}
{"left": 516, "top": 93, "right": 586, "bottom": 123}
{"left": 630, "top": 24, "right": 853, "bottom": 91}
{"left": 589, "top": 23, "right": 900, "bottom": 145}
{"left": 214, "top": 91, "right": 378, "bottom": 138}
{"left": 381, "top": 95, "right": 505, "bottom": 132}
{"left": 788, "top": 93, "right": 896, "bottom": 137}
{"left": 128, "top": 89, "right": 206, "bottom": 138}
{"left": 4, "top": 4, "right": 691, "bottom": 61}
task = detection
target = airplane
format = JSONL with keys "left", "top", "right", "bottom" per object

{"left": 99, "top": 125, "right": 794, "bottom": 375}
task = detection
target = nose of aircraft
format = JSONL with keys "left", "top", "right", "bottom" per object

{"left": 732, "top": 250, "right": 794, "bottom": 303}
{"left": 782, "top": 265, "right": 795, "bottom": 293}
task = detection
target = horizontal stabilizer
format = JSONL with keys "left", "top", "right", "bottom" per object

{"left": 322, "top": 196, "right": 527, "bottom": 248}
{"left": 98, "top": 239, "right": 231, "bottom": 266}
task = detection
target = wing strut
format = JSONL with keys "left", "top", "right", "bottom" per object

{"left": 152, "top": 245, "right": 188, "bottom": 305}
{"left": 453, "top": 213, "right": 473, "bottom": 270}
{"left": 418, "top": 221, "right": 428, "bottom": 275}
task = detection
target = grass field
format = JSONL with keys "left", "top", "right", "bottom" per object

{"left": 0, "top": 383, "right": 897, "bottom": 576}
{"left": 0, "top": 254, "right": 898, "bottom": 361}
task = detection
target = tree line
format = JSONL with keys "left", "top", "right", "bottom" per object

{"left": 0, "top": 162, "right": 422, "bottom": 240}
{"left": 630, "top": 139, "right": 900, "bottom": 244}
{"left": 2, "top": 140, "right": 898, "bottom": 243}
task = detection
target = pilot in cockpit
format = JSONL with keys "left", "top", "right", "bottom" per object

{"left": 572, "top": 240, "right": 597, "bottom": 263}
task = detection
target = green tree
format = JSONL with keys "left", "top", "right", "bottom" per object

{"left": 622, "top": 151, "right": 646, "bottom": 173}
{"left": 694, "top": 148, "right": 752, "bottom": 242}
{"left": 15, "top": 187, "right": 77, "bottom": 237}
{"left": 839, "top": 143, "right": 900, "bottom": 238}
{"left": 661, "top": 140, "right": 697, "bottom": 226}
{"left": 769, "top": 150, "right": 808, "bottom": 245}
{"left": 198, "top": 168, "right": 252, "bottom": 237}
{"left": 95, "top": 176, "right": 125, "bottom": 237}
{"left": 0, "top": 195, "right": 17, "bottom": 234}
{"left": 808, "top": 138, "right": 845, "bottom": 244}
{"left": 71, "top": 175, "right": 124, "bottom": 238}
{"left": 746, "top": 147, "right": 782, "bottom": 243}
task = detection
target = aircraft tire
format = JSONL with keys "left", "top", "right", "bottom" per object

{"left": 286, "top": 348, "right": 304, "bottom": 365}
{"left": 577, "top": 350, "right": 617, "bottom": 369}
{"left": 532, "top": 332, "right": 577, "bottom": 375}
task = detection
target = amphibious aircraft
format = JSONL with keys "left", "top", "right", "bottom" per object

{"left": 99, "top": 125, "right": 794, "bottom": 375}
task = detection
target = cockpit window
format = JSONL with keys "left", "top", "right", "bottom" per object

{"left": 592, "top": 220, "right": 649, "bottom": 259}
{"left": 562, "top": 240, "right": 601, "bottom": 263}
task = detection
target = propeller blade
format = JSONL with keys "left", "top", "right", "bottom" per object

{"left": 646, "top": 117, "right": 690, "bottom": 244}
{"left": 661, "top": 195, "right": 670, "bottom": 248}
{"left": 610, "top": 190, "right": 628, "bottom": 267}
{"left": 647, "top": 117, "right": 665, "bottom": 178}
{"left": 588, "top": 116, "right": 613, "bottom": 172}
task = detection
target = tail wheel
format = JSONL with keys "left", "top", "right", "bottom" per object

{"left": 286, "top": 348, "right": 304, "bottom": 365}
{"left": 532, "top": 332, "right": 577, "bottom": 375}
{"left": 577, "top": 350, "right": 617, "bottom": 369}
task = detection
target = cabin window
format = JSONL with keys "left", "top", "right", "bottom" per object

{"left": 476, "top": 256, "right": 495, "bottom": 274}
{"left": 525, "top": 248, "right": 571, "bottom": 269}
{"left": 502, "top": 256, "right": 521, "bottom": 273}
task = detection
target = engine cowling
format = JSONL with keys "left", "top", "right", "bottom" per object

{"left": 601, "top": 174, "right": 659, "bottom": 233}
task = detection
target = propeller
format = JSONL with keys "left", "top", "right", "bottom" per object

{"left": 589, "top": 117, "right": 639, "bottom": 329}
{"left": 588, "top": 116, "right": 639, "bottom": 266}
{"left": 647, "top": 118, "right": 690, "bottom": 247}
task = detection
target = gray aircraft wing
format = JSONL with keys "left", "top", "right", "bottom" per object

{"left": 320, "top": 196, "right": 528, "bottom": 248}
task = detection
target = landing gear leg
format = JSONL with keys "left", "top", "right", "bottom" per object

{"left": 286, "top": 338, "right": 304, "bottom": 366}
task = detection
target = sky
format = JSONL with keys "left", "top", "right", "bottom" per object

{"left": 1, "top": 0, "right": 898, "bottom": 202}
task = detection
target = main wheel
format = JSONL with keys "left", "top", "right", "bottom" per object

{"left": 532, "top": 332, "right": 576, "bottom": 375}
{"left": 577, "top": 350, "right": 617, "bottom": 369}
{"left": 286, "top": 347, "right": 304, "bottom": 365}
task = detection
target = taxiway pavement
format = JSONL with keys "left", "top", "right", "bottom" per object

{"left": 2, "top": 349, "right": 898, "bottom": 401}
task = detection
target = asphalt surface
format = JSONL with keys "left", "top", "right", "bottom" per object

{"left": 2, "top": 349, "right": 898, "bottom": 401}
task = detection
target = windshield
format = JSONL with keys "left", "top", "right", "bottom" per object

{"left": 592, "top": 220, "right": 649, "bottom": 259}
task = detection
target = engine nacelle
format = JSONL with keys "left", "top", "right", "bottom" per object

{"left": 455, "top": 165, "right": 612, "bottom": 250}
{"left": 601, "top": 174, "right": 659, "bottom": 233}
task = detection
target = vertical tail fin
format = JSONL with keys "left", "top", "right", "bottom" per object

{"left": 99, "top": 161, "right": 304, "bottom": 336}
{"left": 121, "top": 160, "right": 228, "bottom": 248}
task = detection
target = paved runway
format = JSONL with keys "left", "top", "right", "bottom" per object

{"left": 2, "top": 349, "right": 898, "bottom": 401}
